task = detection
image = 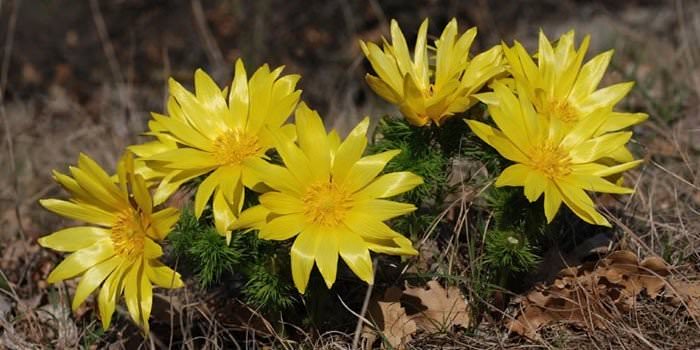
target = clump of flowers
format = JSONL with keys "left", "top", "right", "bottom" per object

{"left": 500, "top": 30, "right": 647, "bottom": 162}
{"left": 466, "top": 81, "right": 640, "bottom": 226}
{"left": 39, "top": 153, "right": 182, "bottom": 331}
{"left": 37, "top": 20, "right": 647, "bottom": 336}
{"left": 360, "top": 18, "right": 505, "bottom": 126}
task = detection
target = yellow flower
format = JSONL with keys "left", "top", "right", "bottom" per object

{"left": 360, "top": 18, "right": 505, "bottom": 126}
{"left": 466, "top": 82, "right": 642, "bottom": 226}
{"left": 500, "top": 30, "right": 647, "bottom": 161}
{"left": 232, "top": 103, "right": 423, "bottom": 293}
{"left": 131, "top": 59, "right": 301, "bottom": 241}
{"left": 38, "top": 153, "right": 183, "bottom": 331}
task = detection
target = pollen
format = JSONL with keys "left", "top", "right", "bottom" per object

{"left": 111, "top": 209, "right": 145, "bottom": 258}
{"left": 541, "top": 98, "right": 580, "bottom": 124}
{"left": 212, "top": 130, "right": 262, "bottom": 166}
{"left": 301, "top": 182, "right": 353, "bottom": 227}
{"left": 529, "top": 142, "right": 572, "bottom": 179}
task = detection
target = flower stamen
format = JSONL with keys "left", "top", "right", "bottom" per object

{"left": 529, "top": 143, "right": 572, "bottom": 179}
{"left": 301, "top": 182, "right": 353, "bottom": 227}
{"left": 541, "top": 98, "right": 579, "bottom": 124}
{"left": 111, "top": 210, "right": 145, "bottom": 258}
{"left": 212, "top": 130, "right": 262, "bottom": 166}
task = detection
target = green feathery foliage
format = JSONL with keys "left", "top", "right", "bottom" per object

{"left": 483, "top": 229, "right": 539, "bottom": 274}
{"left": 168, "top": 205, "right": 296, "bottom": 313}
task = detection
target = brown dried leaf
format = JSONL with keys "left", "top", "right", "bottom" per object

{"left": 667, "top": 280, "right": 700, "bottom": 317}
{"left": 363, "top": 287, "right": 417, "bottom": 350}
{"left": 403, "top": 280, "right": 471, "bottom": 332}
{"left": 509, "top": 250, "right": 676, "bottom": 338}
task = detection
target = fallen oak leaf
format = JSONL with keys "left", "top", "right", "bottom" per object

{"left": 508, "top": 250, "right": 677, "bottom": 338}
{"left": 403, "top": 280, "right": 471, "bottom": 332}
{"left": 363, "top": 287, "right": 417, "bottom": 350}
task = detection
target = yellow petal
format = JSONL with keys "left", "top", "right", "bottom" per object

{"left": 569, "top": 174, "right": 634, "bottom": 194}
{"left": 245, "top": 64, "right": 274, "bottom": 134}
{"left": 139, "top": 266, "right": 153, "bottom": 331}
{"left": 152, "top": 113, "right": 215, "bottom": 151}
{"left": 295, "top": 103, "right": 331, "bottom": 181}
{"left": 342, "top": 150, "right": 401, "bottom": 193}
{"left": 151, "top": 207, "right": 180, "bottom": 240}
{"left": 146, "top": 260, "right": 184, "bottom": 289}
{"left": 337, "top": 232, "right": 374, "bottom": 285}
{"left": 315, "top": 229, "right": 339, "bottom": 289}
{"left": 153, "top": 168, "right": 206, "bottom": 205}
{"left": 353, "top": 171, "right": 423, "bottom": 199}
{"left": 290, "top": 227, "right": 321, "bottom": 293}
{"left": 351, "top": 199, "right": 416, "bottom": 221}
{"left": 47, "top": 239, "right": 114, "bottom": 283}
{"left": 570, "top": 50, "right": 613, "bottom": 101}
{"left": 213, "top": 189, "right": 236, "bottom": 236}
{"left": 229, "top": 205, "right": 269, "bottom": 231}
{"left": 130, "top": 173, "right": 152, "bottom": 216}
{"left": 245, "top": 158, "right": 303, "bottom": 195}
{"left": 143, "top": 238, "right": 163, "bottom": 259}
{"left": 72, "top": 256, "right": 120, "bottom": 310}
{"left": 147, "top": 148, "right": 219, "bottom": 170}
{"left": 52, "top": 170, "right": 92, "bottom": 204}
{"left": 98, "top": 266, "right": 123, "bottom": 330}
{"left": 569, "top": 132, "right": 632, "bottom": 163}
{"left": 332, "top": 118, "right": 369, "bottom": 182}
{"left": 591, "top": 159, "right": 642, "bottom": 177}
{"left": 218, "top": 165, "right": 242, "bottom": 203}
{"left": 543, "top": 181, "right": 562, "bottom": 223}
{"left": 271, "top": 128, "right": 314, "bottom": 184}
{"left": 344, "top": 214, "right": 401, "bottom": 240}
{"left": 267, "top": 76, "right": 301, "bottom": 127}
{"left": 194, "top": 167, "right": 224, "bottom": 218}
{"left": 598, "top": 112, "right": 648, "bottom": 134}
{"left": 495, "top": 164, "right": 530, "bottom": 187}
{"left": 194, "top": 68, "right": 228, "bottom": 120}
{"left": 365, "top": 74, "right": 400, "bottom": 103}
{"left": 259, "top": 192, "right": 304, "bottom": 215}
{"left": 123, "top": 258, "right": 143, "bottom": 328}
{"left": 77, "top": 154, "right": 124, "bottom": 203}
{"left": 557, "top": 181, "right": 610, "bottom": 227}
{"left": 169, "top": 78, "right": 226, "bottom": 137}
{"left": 228, "top": 59, "right": 249, "bottom": 130}
{"left": 465, "top": 120, "right": 528, "bottom": 163}
{"left": 523, "top": 171, "right": 546, "bottom": 202}
{"left": 68, "top": 166, "right": 122, "bottom": 210}
{"left": 40, "top": 199, "right": 115, "bottom": 227}
{"left": 580, "top": 81, "right": 634, "bottom": 112}
{"left": 38, "top": 226, "right": 110, "bottom": 252}
{"left": 259, "top": 214, "right": 304, "bottom": 240}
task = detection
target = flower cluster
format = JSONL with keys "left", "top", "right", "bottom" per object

{"left": 38, "top": 19, "right": 644, "bottom": 332}
{"left": 464, "top": 31, "right": 645, "bottom": 226}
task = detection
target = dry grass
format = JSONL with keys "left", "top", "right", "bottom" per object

{"left": 1, "top": 0, "right": 699, "bottom": 348}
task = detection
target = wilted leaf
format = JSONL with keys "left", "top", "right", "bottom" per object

{"left": 403, "top": 280, "right": 471, "bottom": 332}
{"left": 363, "top": 287, "right": 417, "bottom": 350}
{"left": 508, "top": 250, "right": 681, "bottom": 338}
{"left": 667, "top": 279, "right": 700, "bottom": 318}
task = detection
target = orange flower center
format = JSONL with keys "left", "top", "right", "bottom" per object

{"left": 212, "top": 130, "right": 262, "bottom": 166}
{"left": 541, "top": 98, "right": 579, "bottom": 124}
{"left": 301, "top": 182, "right": 353, "bottom": 227}
{"left": 111, "top": 209, "right": 146, "bottom": 258}
{"left": 529, "top": 142, "right": 572, "bottom": 179}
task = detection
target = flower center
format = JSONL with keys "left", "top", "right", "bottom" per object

{"left": 541, "top": 98, "right": 579, "bottom": 124}
{"left": 529, "top": 142, "right": 572, "bottom": 179}
{"left": 111, "top": 210, "right": 145, "bottom": 258}
{"left": 212, "top": 130, "right": 262, "bottom": 166}
{"left": 301, "top": 182, "right": 353, "bottom": 227}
